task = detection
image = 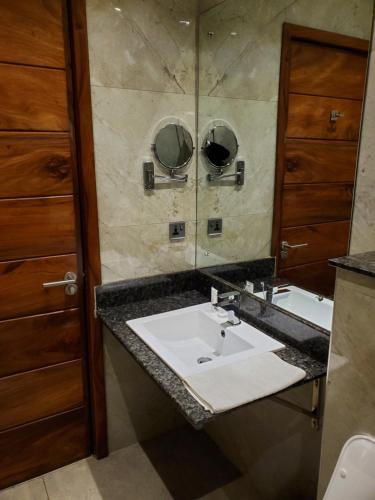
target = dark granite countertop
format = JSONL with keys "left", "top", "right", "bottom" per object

{"left": 330, "top": 251, "right": 375, "bottom": 278}
{"left": 97, "top": 283, "right": 326, "bottom": 429}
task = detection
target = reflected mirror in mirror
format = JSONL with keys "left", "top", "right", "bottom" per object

{"left": 154, "top": 124, "right": 194, "bottom": 170}
{"left": 196, "top": 0, "right": 374, "bottom": 330}
{"left": 202, "top": 125, "right": 239, "bottom": 169}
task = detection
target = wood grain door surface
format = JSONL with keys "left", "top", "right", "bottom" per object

{"left": 0, "top": 0, "right": 90, "bottom": 489}
{"left": 272, "top": 24, "right": 369, "bottom": 297}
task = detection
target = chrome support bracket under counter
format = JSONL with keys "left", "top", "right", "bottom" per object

{"left": 270, "top": 378, "right": 323, "bottom": 430}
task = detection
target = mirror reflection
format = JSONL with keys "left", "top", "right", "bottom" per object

{"left": 154, "top": 124, "right": 194, "bottom": 170}
{"left": 202, "top": 125, "right": 238, "bottom": 169}
{"left": 196, "top": 1, "right": 373, "bottom": 330}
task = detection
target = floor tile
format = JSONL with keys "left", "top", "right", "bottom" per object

{"left": 0, "top": 478, "right": 48, "bottom": 500}
{"left": 43, "top": 459, "right": 102, "bottom": 500}
{"left": 44, "top": 443, "right": 172, "bottom": 500}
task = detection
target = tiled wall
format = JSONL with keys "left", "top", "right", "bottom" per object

{"left": 317, "top": 22, "right": 375, "bottom": 497}
{"left": 350, "top": 27, "right": 375, "bottom": 253}
{"left": 196, "top": 0, "right": 373, "bottom": 267}
{"left": 86, "top": 0, "right": 197, "bottom": 283}
{"left": 87, "top": 0, "right": 372, "bottom": 280}
{"left": 317, "top": 269, "right": 375, "bottom": 497}
{"left": 103, "top": 328, "right": 184, "bottom": 452}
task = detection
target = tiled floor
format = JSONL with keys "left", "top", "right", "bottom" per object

{"left": 0, "top": 427, "right": 242, "bottom": 500}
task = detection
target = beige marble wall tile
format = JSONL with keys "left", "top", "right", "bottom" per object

{"left": 92, "top": 86, "right": 196, "bottom": 229}
{"left": 86, "top": 0, "right": 197, "bottom": 94}
{"left": 100, "top": 221, "right": 196, "bottom": 283}
{"left": 87, "top": 1, "right": 198, "bottom": 284}
{"left": 351, "top": 46, "right": 375, "bottom": 253}
{"left": 196, "top": 213, "right": 272, "bottom": 268}
{"left": 199, "top": 1, "right": 292, "bottom": 99}
{"left": 284, "top": 0, "right": 373, "bottom": 39}
{"left": 317, "top": 269, "right": 375, "bottom": 498}
{"left": 197, "top": 96, "right": 276, "bottom": 220}
{"left": 199, "top": 1, "right": 226, "bottom": 15}
{"left": 199, "top": 0, "right": 373, "bottom": 100}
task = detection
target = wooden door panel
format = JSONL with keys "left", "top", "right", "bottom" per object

{"left": 284, "top": 140, "right": 357, "bottom": 184}
{"left": 0, "top": 0, "right": 65, "bottom": 68}
{"left": 0, "top": 360, "right": 84, "bottom": 431}
{"left": 287, "top": 94, "right": 362, "bottom": 140}
{"left": 273, "top": 25, "right": 368, "bottom": 297}
{"left": 278, "top": 261, "right": 336, "bottom": 297}
{"left": 0, "top": 0, "right": 105, "bottom": 477}
{"left": 0, "top": 310, "right": 82, "bottom": 377}
{"left": 0, "top": 196, "right": 76, "bottom": 260}
{"left": 0, "top": 254, "right": 79, "bottom": 320}
{"left": 279, "top": 221, "right": 350, "bottom": 269}
{"left": 281, "top": 184, "right": 353, "bottom": 227}
{"left": 290, "top": 41, "right": 367, "bottom": 99}
{"left": 0, "top": 133, "right": 73, "bottom": 198}
{"left": 0, "top": 64, "right": 69, "bottom": 131}
{"left": 0, "top": 408, "right": 88, "bottom": 489}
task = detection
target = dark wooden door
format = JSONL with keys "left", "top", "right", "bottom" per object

{"left": 272, "top": 24, "right": 369, "bottom": 297}
{"left": 0, "top": 0, "right": 90, "bottom": 489}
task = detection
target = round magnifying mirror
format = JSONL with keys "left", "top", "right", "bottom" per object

{"left": 202, "top": 125, "right": 238, "bottom": 169}
{"left": 154, "top": 124, "right": 194, "bottom": 170}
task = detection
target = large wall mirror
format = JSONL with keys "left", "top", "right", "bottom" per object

{"left": 196, "top": 1, "right": 374, "bottom": 331}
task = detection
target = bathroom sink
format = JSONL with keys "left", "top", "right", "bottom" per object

{"left": 255, "top": 285, "right": 333, "bottom": 331}
{"left": 127, "top": 303, "right": 284, "bottom": 377}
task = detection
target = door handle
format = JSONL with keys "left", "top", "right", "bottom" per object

{"left": 330, "top": 110, "right": 344, "bottom": 122}
{"left": 281, "top": 240, "right": 308, "bottom": 259}
{"left": 43, "top": 272, "right": 78, "bottom": 296}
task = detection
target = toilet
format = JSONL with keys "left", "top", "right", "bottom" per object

{"left": 323, "top": 435, "right": 375, "bottom": 500}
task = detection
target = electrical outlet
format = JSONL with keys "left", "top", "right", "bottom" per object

{"left": 169, "top": 221, "right": 185, "bottom": 240}
{"left": 207, "top": 218, "right": 223, "bottom": 237}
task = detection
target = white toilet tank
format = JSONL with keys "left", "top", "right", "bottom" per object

{"left": 323, "top": 435, "right": 375, "bottom": 500}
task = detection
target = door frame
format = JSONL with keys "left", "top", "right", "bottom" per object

{"left": 64, "top": 0, "right": 107, "bottom": 458}
{"left": 271, "top": 23, "right": 369, "bottom": 272}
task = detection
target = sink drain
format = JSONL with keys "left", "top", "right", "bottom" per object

{"left": 197, "top": 356, "right": 212, "bottom": 364}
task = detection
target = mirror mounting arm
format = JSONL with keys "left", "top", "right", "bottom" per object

{"left": 143, "top": 162, "right": 188, "bottom": 191}
{"left": 207, "top": 160, "right": 245, "bottom": 186}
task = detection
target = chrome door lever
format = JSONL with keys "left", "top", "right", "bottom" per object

{"left": 330, "top": 110, "right": 344, "bottom": 122}
{"left": 281, "top": 240, "right": 308, "bottom": 259}
{"left": 43, "top": 272, "right": 78, "bottom": 295}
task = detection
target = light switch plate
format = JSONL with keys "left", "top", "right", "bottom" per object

{"left": 169, "top": 221, "right": 185, "bottom": 240}
{"left": 207, "top": 218, "right": 223, "bottom": 236}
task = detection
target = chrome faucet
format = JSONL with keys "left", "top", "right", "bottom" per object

{"left": 261, "top": 282, "right": 289, "bottom": 303}
{"left": 212, "top": 288, "right": 241, "bottom": 325}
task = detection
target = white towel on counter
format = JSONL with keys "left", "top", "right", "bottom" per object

{"left": 183, "top": 352, "right": 306, "bottom": 414}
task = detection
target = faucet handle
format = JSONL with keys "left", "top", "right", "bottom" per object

{"left": 211, "top": 287, "right": 218, "bottom": 306}
{"left": 218, "top": 290, "right": 240, "bottom": 300}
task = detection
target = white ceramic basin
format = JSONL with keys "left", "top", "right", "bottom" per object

{"left": 127, "top": 302, "right": 284, "bottom": 377}
{"left": 255, "top": 285, "right": 333, "bottom": 331}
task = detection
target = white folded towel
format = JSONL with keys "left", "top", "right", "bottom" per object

{"left": 183, "top": 352, "right": 306, "bottom": 414}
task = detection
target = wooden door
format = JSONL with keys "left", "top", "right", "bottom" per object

{"left": 272, "top": 24, "right": 369, "bottom": 297}
{"left": 0, "top": 0, "right": 91, "bottom": 488}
